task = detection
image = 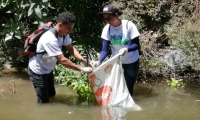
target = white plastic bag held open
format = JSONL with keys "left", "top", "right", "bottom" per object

{"left": 89, "top": 54, "right": 141, "bottom": 110}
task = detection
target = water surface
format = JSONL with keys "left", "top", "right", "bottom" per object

{"left": 0, "top": 70, "right": 199, "bottom": 120}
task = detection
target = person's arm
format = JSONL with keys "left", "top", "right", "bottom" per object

{"left": 98, "top": 40, "right": 110, "bottom": 63}
{"left": 127, "top": 37, "right": 140, "bottom": 52}
{"left": 55, "top": 54, "right": 92, "bottom": 73}
{"left": 65, "top": 44, "right": 84, "bottom": 62}
{"left": 55, "top": 54, "right": 82, "bottom": 71}
{"left": 65, "top": 44, "right": 93, "bottom": 67}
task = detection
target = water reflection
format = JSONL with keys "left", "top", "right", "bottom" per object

{"left": 0, "top": 70, "right": 200, "bottom": 120}
{"left": 101, "top": 106, "right": 138, "bottom": 120}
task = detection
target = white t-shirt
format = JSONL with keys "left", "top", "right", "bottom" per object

{"left": 29, "top": 30, "right": 71, "bottom": 74}
{"left": 101, "top": 20, "right": 140, "bottom": 64}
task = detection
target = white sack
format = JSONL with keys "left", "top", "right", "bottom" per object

{"left": 89, "top": 54, "right": 141, "bottom": 110}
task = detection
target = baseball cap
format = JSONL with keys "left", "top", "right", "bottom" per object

{"left": 97, "top": 5, "right": 123, "bottom": 15}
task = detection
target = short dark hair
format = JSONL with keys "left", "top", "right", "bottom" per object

{"left": 57, "top": 11, "right": 76, "bottom": 25}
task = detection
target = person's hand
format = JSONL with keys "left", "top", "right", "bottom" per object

{"left": 90, "top": 60, "right": 101, "bottom": 68}
{"left": 82, "top": 59, "right": 92, "bottom": 67}
{"left": 119, "top": 48, "right": 128, "bottom": 56}
{"left": 81, "top": 67, "right": 93, "bottom": 73}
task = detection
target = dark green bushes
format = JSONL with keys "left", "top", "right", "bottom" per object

{"left": 0, "top": 0, "right": 105, "bottom": 70}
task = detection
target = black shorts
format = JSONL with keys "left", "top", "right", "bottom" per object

{"left": 28, "top": 67, "right": 56, "bottom": 103}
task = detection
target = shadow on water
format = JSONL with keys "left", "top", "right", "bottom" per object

{"left": 0, "top": 69, "right": 200, "bottom": 120}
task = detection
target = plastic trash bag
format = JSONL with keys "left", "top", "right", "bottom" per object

{"left": 89, "top": 54, "right": 141, "bottom": 110}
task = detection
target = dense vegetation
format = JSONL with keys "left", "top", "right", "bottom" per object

{"left": 0, "top": 0, "right": 105, "bottom": 71}
{"left": 1, "top": 0, "right": 200, "bottom": 104}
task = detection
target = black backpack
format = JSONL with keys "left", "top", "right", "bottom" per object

{"left": 24, "top": 22, "right": 57, "bottom": 57}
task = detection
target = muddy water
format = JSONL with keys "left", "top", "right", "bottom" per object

{"left": 0, "top": 70, "right": 200, "bottom": 120}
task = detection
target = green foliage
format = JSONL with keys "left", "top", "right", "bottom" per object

{"left": 1, "top": 0, "right": 55, "bottom": 40}
{"left": 110, "top": 0, "right": 172, "bottom": 31}
{"left": 138, "top": 56, "right": 168, "bottom": 78}
{"left": 167, "top": 78, "right": 185, "bottom": 90}
{"left": 165, "top": 77, "right": 186, "bottom": 96}
{"left": 0, "top": 0, "right": 57, "bottom": 70}
{"left": 167, "top": 20, "right": 200, "bottom": 71}
{"left": 0, "top": 41, "right": 6, "bottom": 69}
{"left": 0, "top": 0, "right": 105, "bottom": 71}
{"left": 53, "top": 64, "right": 96, "bottom": 105}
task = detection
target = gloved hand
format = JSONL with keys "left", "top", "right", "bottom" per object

{"left": 119, "top": 48, "right": 128, "bottom": 56}
{"left": 90, "top": 60, "right": 101, "bottom": 68}
{"left": 81, "top": 67, "right": 93, "bottom": 73}
{"left": 82, "top": 59, "right": 92, "bottom": 67}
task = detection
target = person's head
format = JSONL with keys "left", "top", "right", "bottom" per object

{"left": 98, "top": 5, "right": 123, "bottom": 27}
{"left": 56, "top": 11, "right": 76, "bottom": 35}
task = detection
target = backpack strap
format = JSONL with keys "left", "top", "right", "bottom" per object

{"left": 107, "top": 24, "right": 110, "bottom": 38}
{"left": 49, "top": 28, "right": 66, "bottom": 42}
{"left": 126, "top": 20, "right": 129, "bottom": 37}
{"left": 126, "top": 20, "right": 129, "bottom": 29}
{"left": 49, "top": 28, "right": 58, "bottom": 38}
{"left": 63, "top": 35, "right": 66, "bottom": 42}
{"left": 35, "top": 28, "right": 58, "bottom": 55}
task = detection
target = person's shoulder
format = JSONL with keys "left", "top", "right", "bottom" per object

{"left": 41, "top": 31, "right": 56, "bottom": 40}
{"left": 64, "top": 34, "right": 70, "bottom": 40}
{"left": 125, "top": 20, "right": 137, "bottom": 27}
{"left": 104, "top": 24, "right": 110, "bottom": 28}
{"left": 102, "top": 24, "right": 110, "bottom": 31}
{"left": 39, "top": 30, "right": 57, "bottom": 44}
{"left": 122, "top": 19, "right": 128, "bottom": 23}
{"left": 121, "top": 19, "right": 131, "bottom": 26}
{"left": 65, "top": 34, "right": 70, "bottom": 38}
{"left": 41, "top": 30, "right": 55, "bottom": 38}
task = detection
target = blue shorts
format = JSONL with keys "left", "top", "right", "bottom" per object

{"left": 28, "top": 67, "right": 56, "bottom": 103}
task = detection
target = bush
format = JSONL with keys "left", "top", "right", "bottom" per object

{"left": 53, "top": 64, "right": 96, "bottom": 105}
{"left": 167, "top": 20, "right": 200, "bottom": 71}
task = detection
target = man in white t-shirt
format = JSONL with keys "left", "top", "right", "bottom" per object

{"left": 28, "top": 11, "right": 93, "bottom": 103}
{"left": 91, "top": 5, "right": 141, "bottom": 96}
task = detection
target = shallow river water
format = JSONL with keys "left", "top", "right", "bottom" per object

{"left": 0, "top": 69, "right": 200, "bottom": 120}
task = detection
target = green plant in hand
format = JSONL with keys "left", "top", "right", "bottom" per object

{"left": 53, "top": 64, "right": 96, "bottom": 105}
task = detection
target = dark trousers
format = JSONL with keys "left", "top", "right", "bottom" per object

{"left": 122, "top": 59, "right": 139, "bottom": 96}
{"left": 28, "top": 67, "right": 56, "bottom": 103}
